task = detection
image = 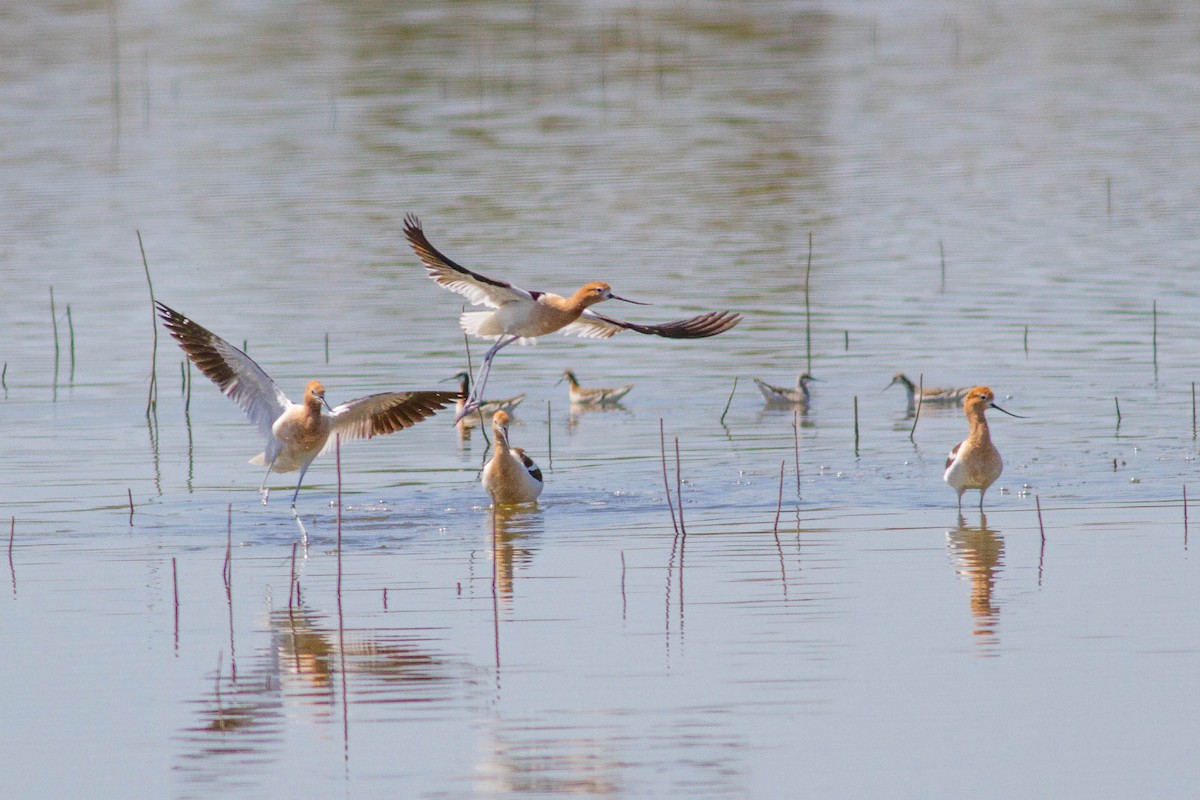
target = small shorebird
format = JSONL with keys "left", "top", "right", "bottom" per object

{"left": 753, "top": 373, "right": 818, "bottom": 406}
{"left": 557, "top": 369, "right": 633, "bottom": 406}
{"left": 403, "top": 214, "right": 740, "bottom": 421}
{"left": 157, "top": 302, "right": 457, "bottom": 512}
{"left": 943, "top": 386, "right": 1024, "bottom": 512}
{"left": 445, "top": 371, "right": 525, "bottom": 426}
{"left": 482, "top": 410, "right": 544, "bottom": 505}
{"left": 887, "top": 372, "right": 968, "bottom": 408}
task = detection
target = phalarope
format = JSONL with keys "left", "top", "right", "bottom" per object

{"left": 753, "top": 373, "right": 818, "bottom": 406}
{"left": 887, "top": 372, "right": 968, "bottom": 407}
{"left": 557, "top": 369, "right": 633, "bottom": 406}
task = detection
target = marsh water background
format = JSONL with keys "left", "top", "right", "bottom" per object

{"left": 4, "top": 1, "right": 1200, "bottom": 797}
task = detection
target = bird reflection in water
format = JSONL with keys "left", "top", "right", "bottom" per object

{"left": 270, "top": 605, "right": 449, "bottom": 695}
{"left": 490, "top": 504, "right": 544, "bottom": 603}
{"left": 947, "top": 513, "right": 1004, "bottom": 652}
{"left": 175, "top": 603, "right": 453, "bottom": 787}
{"left": 566, "top": 398, "right": 633, "bottom": 432}
{"left": 473, "top": 719, "right": 621, "bottom": 797}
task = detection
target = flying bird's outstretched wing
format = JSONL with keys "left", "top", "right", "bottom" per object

{"left": 560, "top": 309, "right": 742, "bottom": 340}
{"left": 404, "top": 214, "right": 533, "bottom": 308}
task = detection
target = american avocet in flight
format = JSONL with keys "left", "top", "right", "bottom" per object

{"left": 753, "top": 373, "right": 818, "bottom": 406}
{"left": 403, "top": 214, "right": 741, "bottom": 421}
{"left": 445, "top": 371, "right": 525, "bottom": 427}
{"left": 157, "top": 302, "right": 457, "bottom": 511}
{"left": 886, "top": 372, "right": 968, "bottom": 408}
{"left": 943, "top": 386, "right": 1024, "bottom": 512}
{"left": 557, "top": 368, "right": 633, "bottom": 406}
{"left": 482, "top": 410, "right": 544, "bottom": 505}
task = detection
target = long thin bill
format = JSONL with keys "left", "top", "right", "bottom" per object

{"left": 610, "top": 293, "right": 650, "bottom": 305}
{"left": 989, "top": 402, "right": 1026, "bottom": 418}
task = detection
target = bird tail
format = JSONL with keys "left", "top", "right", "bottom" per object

{"left": 249, "top": 452, "right": 267, "bottom": 466}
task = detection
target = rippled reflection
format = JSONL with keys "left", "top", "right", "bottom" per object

{"left": 474, "top": 720, "right": 622, "bottom": 797}
{"left": 491, "top": 505, "right": 545, "bottom": 603}
{"left": 566, "top": 401, "right": 633, "bottom": 432}
{"left": 175, "top": 603, "right": 456, "bottom": 789}
{"left": 946, "top": 513, "right": 1004, "bottom": 653}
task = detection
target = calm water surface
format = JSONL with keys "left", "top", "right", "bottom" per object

{"left": 3, "top": 1, "right": 1200, "bottom": 797}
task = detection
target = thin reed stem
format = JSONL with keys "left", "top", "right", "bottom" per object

{"left": 939, "top": 240, "right": 946, "bottom": 292}
{"left": 1152, "top": 300, "right": 1158, "bottom": 369}
{"left": 773, "top": 459, "right": 785, "bottom": 534}
{"left": 675, "top": 437, "right": 685, "bottom": 536}
{"left": 909, "top": 373, "right": 924, "bottom": 442}
{"left": 792, "top": 412, "right": 801, "bottom": 498}
{"left": 66, "top": 304, "right": 75, "bottom": 383}
{"left": 288, "top": 542, "right": 298, "bottom": 612}
{"left": 719, "top": 376, "right": 738, "bottom": 426}
{"left": 853, "top": 396, "right": 860, "bottom": 457}
{"left": 137, "top": 231, "right": 158, "bottom": 417}
{"left": 804, "top": 231, "right": 813, "bottom": 374}
{"left": 659, "top": 420, "right": 679, "bottom": 536}
{"left": 50, "top": 287, "right": 60, "bottom": 392}
{"left": 223, "top": 503, "right": 232, "bottom": 588}
{"left": 127, "top": 488, "right": 134, "bottom": 525}
{"left": 1036, "top": 495, "right": 1045, "bottom": 543}
{"left": 620, "top": 551, "right": 627, "bottom": 621}
{"left": 336, "top": 434, "right": 343, "bottom": 597}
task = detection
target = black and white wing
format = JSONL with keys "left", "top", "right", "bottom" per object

{"left": 329, "top": 390, "right": 458, "bottom": 442}
{"left": 156, "top": 302, "right": 289, "bottom": 440}
{"left": 560, "top": 309, "right": 742, "bottom": 340}
{"left": 404, "top": 215, "right": 533, "bottom": 308}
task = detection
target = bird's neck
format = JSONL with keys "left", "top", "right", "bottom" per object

{"left": 967, "top": 412, "right": 990, "bottom": 440}
{"left": 304, "top": 396, "right": 326, "bottom": 419}
{"left": 559, "top": 288, "right": 605, "bottom": 315}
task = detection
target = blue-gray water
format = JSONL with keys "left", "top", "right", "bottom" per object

{"left": 3, "top": 1, "right": 1200, "bottom": 797}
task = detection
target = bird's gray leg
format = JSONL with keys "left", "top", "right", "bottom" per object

{"left": 457, "top": 335, "right": 518, "bottom": 422}
{"left": 259, "top": 454, "right": 279, "bottom": 505}
{"left": 290, "top": 459, "right": 314, "bottom": 550}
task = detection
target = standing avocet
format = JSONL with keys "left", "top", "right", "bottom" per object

{"left": 886, "top": 372, "right": 968, "bottom": 408}
{"left": 403, "top": 215, "right": 741, "bottom": 421}
{"left": 157, "top": 302, "right": 456, "bottom": 511}
{"left": 482, "top": 410, "right": 544, "bottom": 505}
{"left": 943, "top": 386, "right": 1024, "bottom": 512}
{"left": 557, "top": 369, "right": 633, "bottom": 406}
{"left": 753, "top": 373, "right": 818, "bottom": 406}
